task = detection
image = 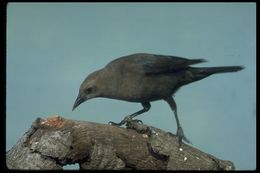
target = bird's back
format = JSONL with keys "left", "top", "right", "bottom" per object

{"left": 106, "top": 53, "right": 205, "bottom": 74}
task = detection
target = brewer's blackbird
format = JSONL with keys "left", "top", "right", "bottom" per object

{"left": 72, "top": 53, "right": 244, "bottom": 144}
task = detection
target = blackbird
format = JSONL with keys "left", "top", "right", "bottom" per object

{"left": 73, "top": 53, "right": 244, "bottom": 144}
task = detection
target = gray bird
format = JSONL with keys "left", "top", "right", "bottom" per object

{"left": 72, "top": 53, "right": 244, "bottom": 144}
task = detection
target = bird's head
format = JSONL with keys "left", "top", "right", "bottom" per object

{"left": 72, "top": 70, "right": 102, "bottom": 111}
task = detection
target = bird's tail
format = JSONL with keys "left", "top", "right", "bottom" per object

{"left": 184, "top": 66, "right": 244, "bottom": 84}
{"left": 195, "top": 66, "right": 244, "bottom": 75}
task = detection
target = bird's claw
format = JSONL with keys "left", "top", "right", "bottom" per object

{"left": 177, "top": 126, "right": 191, "bottom": 146}
{"left": 109, "top": 116, "right": 143, "bottom": 126}
{"left": 131, "top": 119, "right": 143, "bottom": 124}
{"left": 108, "top": 121, "right": 124, "bottom": 126}
{"left": 108, "top": 116, "right": 130, "bottom": 126}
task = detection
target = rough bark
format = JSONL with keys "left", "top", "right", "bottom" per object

{"left": 6, "top": 115, "right": 235, "bottom": 170}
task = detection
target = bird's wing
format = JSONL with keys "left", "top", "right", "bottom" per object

{"left": 136, "top": 54, "right": 206, "bottom": 75}
{"left": 106, "top": 53, "right": 206, "bottom": 75}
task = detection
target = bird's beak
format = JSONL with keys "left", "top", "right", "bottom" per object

{"left": 72, "top": 95, "right": 85, "bottom": 111}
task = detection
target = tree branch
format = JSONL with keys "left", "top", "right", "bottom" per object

{"left": 6, "top": 115, "right": 235, "bottom": 170}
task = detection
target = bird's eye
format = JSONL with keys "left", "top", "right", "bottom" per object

{"left": 85, "top": 87, "right": 93, "bottom": 94}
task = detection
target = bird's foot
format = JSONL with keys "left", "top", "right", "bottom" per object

{"left": 128, "top": 119, "right": 143, "bottom": 124}
{"left": 109, "top": 120, "right": 125, "bottom": 126}
{"left": 109, "top": 116, "right": 143, "bottom": 126}
{"left": 176, "top": 126, "right": 191, "bottom": 146}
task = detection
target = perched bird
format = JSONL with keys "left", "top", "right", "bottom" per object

{"left": 72, "top": 53, "right": 244, "bottom": 144}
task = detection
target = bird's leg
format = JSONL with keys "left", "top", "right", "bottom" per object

{"left": 164, "top": 97, "right": 191, "bottom": 146}
{"left": 109, "top": 102, "right": 151, "bottom": 126}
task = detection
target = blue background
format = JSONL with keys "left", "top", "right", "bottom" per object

{"left": 7, "top": 3, "right": 256, "bottom": 170}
